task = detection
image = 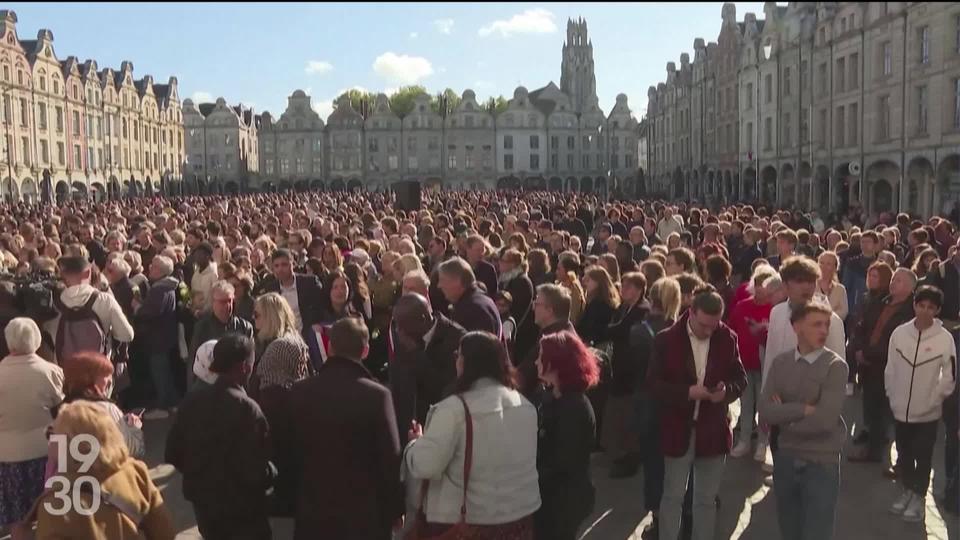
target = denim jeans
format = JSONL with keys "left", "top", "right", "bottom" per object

{"left": 737, "top": 370, "right": 765, "bottom": 443}
{"left": 149, "top": 350, "right": 178, "bottom": 409}
{"left": 773, "top": 453, "right": 840, "bottom": 540}
{"left": 659, "top": 433, "right": 725, "bottom": 540}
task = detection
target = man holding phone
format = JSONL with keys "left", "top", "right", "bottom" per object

{"left": 647, "top": 287, "right": 746, "bottom": 540}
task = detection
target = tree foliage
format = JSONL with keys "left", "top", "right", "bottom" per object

{"left": 387, "top": 85, "right": 429, "bottom": 118}
{"left": 484, "top": 96, "right": 510, "bottom": 115}
{"left": 336, "top": 88, "right": 377, "bottom": 114}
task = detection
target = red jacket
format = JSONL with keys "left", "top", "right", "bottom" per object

{"left": 727, "top": 297, "right": 772, "bottom": 372}
{"left": 647, "top": 312, "right": 747, "bottom": 458}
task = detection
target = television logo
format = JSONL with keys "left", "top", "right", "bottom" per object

{"left": 43, "top": 434, "right": 103, "bottom": 516}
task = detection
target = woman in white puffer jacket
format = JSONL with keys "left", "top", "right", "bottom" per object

{"left": 884, "top": 285, "right": 957, "bottom": 523}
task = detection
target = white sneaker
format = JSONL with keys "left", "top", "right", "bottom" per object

{"left": 889, "top": 489, "right": 914, "bottom": 515}
{"left": 143, "top": 409, "right": 170, "bottom": 420}
{"left": 845, "top": 383, "right": 855, "bottom": 396}
{"left": 901, "top": 492, "right": 925, "bottom": 522}
{"left": 754, "top": 442, "right": 769, "bottom": 463}
{"left": 730, "top": 439, "right": 752, "bottom": 458}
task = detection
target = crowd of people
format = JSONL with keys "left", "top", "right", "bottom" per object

{"left": 0, "top": 188, "right": 958, "bottom": 540}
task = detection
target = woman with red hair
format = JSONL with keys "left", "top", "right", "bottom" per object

{"left": 52, "top": 352, "right": 144, "bottom": 458}
{"left": 534, "top": 330, "right": 599, "bottom": 540}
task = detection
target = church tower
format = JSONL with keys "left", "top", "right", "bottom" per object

{"left": 560, "top": 17, "right": 598, "bottom": 114}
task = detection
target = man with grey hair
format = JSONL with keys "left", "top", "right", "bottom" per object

{"left": 436, "top": 256, "right": 501, "bottom": 335}
{"left": 401, "top": 270, "right": 431, "bottom": 303}
{"left": 133, "top": 254, "right": 181, "bottom": 419}
{"left": 189, "top": 280, "right": 254, "bottom": 390}
{"left": 106, "top": 257, "right": 137, "bottom": 322}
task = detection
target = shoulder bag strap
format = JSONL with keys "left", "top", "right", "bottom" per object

{"left": 455, "top": 394, "right": 474, "bottom": 523}
{"left": 413, "top": 394, "right": 475, "bottom": 525}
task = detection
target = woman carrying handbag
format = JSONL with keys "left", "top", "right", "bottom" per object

{"left": 404, "top": 331, "right": 541, "bottom": 540}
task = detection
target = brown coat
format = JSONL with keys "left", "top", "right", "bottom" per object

{"left": 35, "top": 459, "right": 176, "bottom": 540}
{"left": 284, "top": 357, "right": 404, "bottom": 540}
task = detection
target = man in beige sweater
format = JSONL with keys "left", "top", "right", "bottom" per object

{"left": 759, "top": 301, "right": 848, "bottom": 540}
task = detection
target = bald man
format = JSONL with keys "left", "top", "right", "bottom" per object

{"left": 389, "top": 293, "right": 466, "bottom": 444}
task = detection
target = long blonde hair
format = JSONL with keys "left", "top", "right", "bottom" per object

{"left": 52, "top": 401, "right": 129, "bottom": 478}
{"left": 650, "top": 277, "right": 681, "bottom": 322}
{"left": 254, "top": 292, "right": 300, "bottom": 342}
{"left": 584, "top": 265, "right": 621, "bottom": 309}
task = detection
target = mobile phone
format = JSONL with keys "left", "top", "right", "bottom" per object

{"left": 130, "top": 408, "right": 146, "bottom": 417}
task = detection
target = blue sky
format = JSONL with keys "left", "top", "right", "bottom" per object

{"left": 9, "top": 2, "right": 768, "bottom": 120}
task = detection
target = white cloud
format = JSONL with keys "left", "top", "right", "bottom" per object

{"left": 433, "top": 18, "right": 454, "bottom": 34}
{"left": 478, "top": 9, "right": 557, "bottom": 38}
{"left": 409, "top": 31, "right": 418, "bottom": 39}
{"left": 372, "top": 52, "right": 433, "bottom": 85}
{"left": 474, "top": 80, "right": 494, "bottom": 89}
{"left": 304, "top": 60, "right": 333, "bottom": 75}
{"left": 191, "top": 91, "right": 213, "bottom": 103}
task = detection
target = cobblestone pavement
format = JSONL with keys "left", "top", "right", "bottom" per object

{"left": 136, "top": 395, "right": 958, "bottom": 539}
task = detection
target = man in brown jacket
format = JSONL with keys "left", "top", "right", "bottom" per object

{"left": 283, "top": 317, "right": 403, "bottom": 540}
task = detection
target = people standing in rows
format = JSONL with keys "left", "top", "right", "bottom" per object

{"left": 817, "top": 251, "right": 849, "bottom": 321}
{"left": 166, "top": 334, "right": 274, "bottom": 540}
{"left": 498, "top": 248, "right": 537, "bottom": 361}
{"left": 535, "top": 330, "right": 599, "bottom": 540}
{"left": 257, "top": 249, "right": 322, "bottom": 332}
{"left": 603, "top": 272, "right": 649, "bottom": 478}
{"left": 648, "top": 288, "right": 746, "bottom": 540}
{"left": 282, "top": 317, "right": 403, "bottom": 540}
{"left": 885, "top": 285, "right": 957, "bottom": 523}
{"left": 759, "top": 301, "right": 848, "bottom": 540}
{"left": 405, "top": 331, "right": 540, "bottom": 538}
{"left": 577, "top": 265, "right": 619, "bottom": 346}
{"left": 437, "top": 256, "right": 502, "bottom": 335}
{"left": 133, "top": 255, "right": 180, "bottom": 419}
{"left": 843, "top": 230, "right": 881, "bottom": 319}
{"left": 465, "top": 235, "right": 499, "bottom": 297}
{"left": 0, "top": 318, "right": 64, "bottom": 532}
{"left": 848, "top": 268, "right": 917, "bottom": 466}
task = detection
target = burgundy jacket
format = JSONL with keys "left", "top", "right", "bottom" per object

{"left": 647, "top": 311, "right": 747, "bottom": 458}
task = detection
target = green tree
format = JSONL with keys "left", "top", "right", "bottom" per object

{"left": 335, "top": 88, "right": 377, "bottom": 114}
{"left": 430, "top": 88, "right": 462, "bottom": 115}
{"left": 387, "top": 85, "right": 429, "bottom": 118}
{"left": 484, "top": 95, "right": 509, "bottom": 115}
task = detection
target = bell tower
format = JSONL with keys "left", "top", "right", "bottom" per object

{"left": 560, "top": 17, "right": 597, "bottom": 114}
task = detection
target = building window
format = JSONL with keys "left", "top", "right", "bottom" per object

{"left": 783, "top": 67, "right": 791, "bottom": 96}
{"left": 57, "top": 142, "right": 65, "bottom": 165}
{"left": 835, "top": 106, "right": 845, "bottom": 147}
{"left": 88, "top": 147, "right": 95, "bottom": 169}
{"left": 918, "top": 85, "right": 928, "bottom": 133}
{"left": 582, "top": 155, "right": 589, "bottom": 169}
{"left": 836, "top": 57, "right": 845, "bottom": 93}
{"left": 882, "top": 42, "right": 892, "bottom": 75}
{"left": 56, "top": 107, "right": 63, "bottom": 132}
{"left": 314, "top": 156, "right": 324, "bottom": 172}
{"left": 280, "top": 158, "right": 290, "bottom": 174}
{"left": 745, "top": 83, "right": 753, "bottom": 109}
{"left": 954, "top": 79, "right": 960, "bottom": 129}
{"left": 626, "top": 154, "right": 633, "bottom": 168}
{"left": 849, "top": 53, "right": 859, "bottom": 89}
{"left": 746, "top": 122, "right": 753, "bottom": 153}
{"left": 583, "top": 135, "right": 591, "bottom": 150}
{"left": 567, "top": 136, "right": 575, "bottom": 150}
{"left": 530, "top": 135, "right": 539, "bottom": 149}
{"left": 38, "top": 106, "right": 47, "bottom": 130}
{"left": 849, "top": 103, "right": 858, "bottom": 145}
{"left": 611, "top": 154, "right": 618, "bottom": 169}
{"left": 504, "top": 135, "right": 513, "bottom": 150}
{"left": 407, "top": 136, "right": 417, "bottom": 151}
{"left": 783, "top": 113, "right": 792, "bottom": 147}
{"left": 818, "top": 63, "right": 827, "bottom": 96}
{"left": 368, "top": 138, "right": 379, "bottom": 152}
{"left": 765, "top": 74, "right": 772, "bottom": 103}
{"left": 530, "top": 154, "right": 539, "bottom": 170}
{"left": 40, "top": 140, "right": 48, "bottom": 163}
{"left": 74, "top": 144, "right": 82, "bottom": 168}
{"left": 920, "top": 26, "right": 930, "bottom": 64}
{"left": 567, "top": 154, "right": 574, "bottom": 169}
{"left": 18, "top": 98, "right": 27, "bottom": 127}
{"left": 21, "top": 137, "right": 29, "bottom": 165}
{"left": 800, "top": 107, "right": 809, "bottom": 143}
{"left": 265, "top": 159, "right": 274, "bottom": 174}
{"left": 551, "top": 154, "right": 558, "bottom": 169}
{"left": 764, "top": 117, "right": 772, "bottom": 150}
{"left": 408, "top": 156, "right": 418, "bottom": 170}
{"left": 551, "top": 136, "right": 558, "bottom": 149}
{"left": 448, "top": 155, "right": 457, "bottom": 170}
{"left": 503, "top": 154, "right": 513, "bottom": 170}
{"left": 464, "top": 154, "right": 473, "bottom": 170}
